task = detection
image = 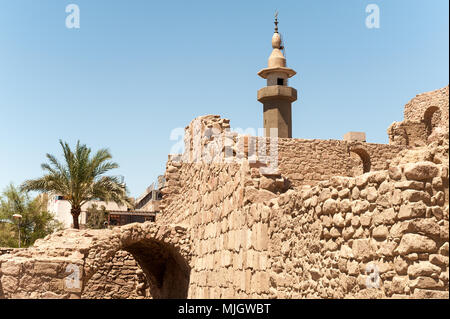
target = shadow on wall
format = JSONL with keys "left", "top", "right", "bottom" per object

{"left": 82, "top": 239, "right": 191, "bottom": 299}
{"left": 127, "top": 239, "right": 191, "bottom": 299}
{"left": 349, "top": 147, "right": 371, "bottom": 176}
{"left": 423, "top": 106, "right": 441, "bottom": 137}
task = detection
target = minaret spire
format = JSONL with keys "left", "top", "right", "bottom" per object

{"left": 274, "top": 10, "right": 279, "bottom": 33}
{"left": 257, "top": 14, "right": 298, "bottom": 138}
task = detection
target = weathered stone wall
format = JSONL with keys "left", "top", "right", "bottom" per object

{"left": 404, "top": 86, "right": 449, "bottom": 127}
{"left": 0, "top": 223, "right": 191, "bottom": 299}
{"left": 268, "top": 161, "right": 448, "bottom": 298}
{"left": 277, "top": 138, "right": 405, "bottom": 188}
{"left": 0, "top": 248, "right": 15, "bottom": 256}
{"left": 160, "top": 158, "right": 273, "bottom": 298}
{"left": 389, "top": 86, "right": 449, "bottom": 147}
{"left": 159, "top": 154, "right": 448, "bottom": 298}
{"left": 1, "top": 87, "right": 447, "bottom": 299}
{"left": 81, "top": 250, "right": 150, "bottom": 299}
{"left": 388, "top": 121, "right": 428, "bottom": 147}
{"left": 156, "top": 109, "right": 447, "bottom": 299}
{"left": 174, "top": 115, "right": 406, "bottom": 190}
{"left": 160, "top": 115, "right": 449, "bottom": 299}
{"left": 0, "top": 249, "right": 14, "bottom": 299}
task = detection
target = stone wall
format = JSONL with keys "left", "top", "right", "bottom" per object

{"left": 267, "top": 161, "right": 448, "bottom": 298}
{"left": 160, "top": 158, "right": 278, "bottom": 298}
{"left": 81, "top": 250, "right": 150, "bottom": 299}
{"left": 173, "top": 114, "right": 405, "bottom": 190}
{"left": 389, "top": 86, "right": 449, "bottom": 147}
{"left": 277, "top": 138, "right": 405, "bottom": 188}
{"left": 0, "top": 87, "right": 448, "bottom": 299}
{"left": 0, "top": 248, "right": 15, "bottom": 256}
{"left": 0, "top": 223, "right": 191, "bottom": 299}
{"left": 1, "top": 161, "right": 448, "bottom": 300}
{"left": 388, "top": 121, "right": 428, "bottom": 147}
{"left": 404, "top": 86, "right": 449, "bottom": 127}
{"left": 160, "top": 144, "right": 448, "bottom": 298}
{"left": 156, "top": 108, "right": 447, "bottom": 299}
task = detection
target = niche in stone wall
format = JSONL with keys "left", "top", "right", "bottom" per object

{"left": 348, "top": 148, "right": 371, "bottom": 176}
{"left": 423, "top": 106, "right": 441, "bottom": 137}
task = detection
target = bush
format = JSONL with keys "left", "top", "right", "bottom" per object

{"left": 85, "top": 204, "right": 108, "bottom": 229}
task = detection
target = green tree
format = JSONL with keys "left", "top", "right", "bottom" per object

{"left": 21, "top": 140, "right": 131, "bottom": 229}
{"left": 0, "top": 222, "right": 17, "bottom": 248}
{"left": 85, "top": 204, "right": 108, "bottom": 229}
{"left": 0, "top": 184, "right": 63, "bottom": 248}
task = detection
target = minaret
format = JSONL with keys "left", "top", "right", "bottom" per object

{"left": 257, "top": 13, "right": 297, "bottom": 138}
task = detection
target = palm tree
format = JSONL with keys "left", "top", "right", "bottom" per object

{"left": 21, "top": 140, "right": 131, "bottom": 229}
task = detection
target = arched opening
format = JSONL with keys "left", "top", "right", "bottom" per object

{"left": 126, "top": 239, "right": 190, "bottom": 299}
{"left": 423, "top": 106, "right": 441, "bottom": 136}
{"left": 349, "top": 148, "right": 371, "bottom": 176}
{"left": 81, "top": 238, "right": 191, "bottom": 299}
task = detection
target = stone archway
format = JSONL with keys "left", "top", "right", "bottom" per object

{"left": 423, "top": 106, "right": 441, "bottom": 137}
{"left": 125, "top": 238, "right": 190, "bottom": 298}
{"left": 0, "top": 223, "right": 192, "bottom": 299}
{"left": 82, "top": 223, "right": 192, "bottom": 299}
{"left": 348, "top": 147, "right": 371, "bottom": 176}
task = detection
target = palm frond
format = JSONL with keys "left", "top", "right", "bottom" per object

{"left": 23, "top": 140, "right": 129, "bottom": 213}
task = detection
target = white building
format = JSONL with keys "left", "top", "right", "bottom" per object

{"left": 47, "top": 194, "right": 128, "bottom": 229}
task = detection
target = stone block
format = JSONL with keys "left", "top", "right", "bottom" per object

{"left": 323, "top": 199, "right": 338, "bottom": 214}
{"left": 34, "top": 262, "right": 60, "bottom": 276}
{"left": 393, "top": 256, "right": 408, "bottom": 275}
{"left": 343, "top": 132, "right": 366, "bottom": 142}
{"left": 409, "top": 276, "right": 443, "bottom": 289}
{"left": 429, "top": 254, "right": 448, "bottom": 267}
{"left": 404, "top": 162, "right": 440, "bottom": 181}
{"left": 1, "top": 260, "right": 22, "bottom": 276}
{"left": 372, "top": 225, "right": 389, "bottom": 240}
{"left": 398, "top": 202, "right": 427, "bottom": 220}
{"left": 413, "top": 289, "right": 449, "bottom": 299}
{"left": 396, "top": 234, "right": 437, "bottom": 255}
{"left": 373, "top": 208, "right": 396, "bottom": 225}
{"left": 407, "top": 261, "right": 441, "bottom": 278}
{"left": 352, "top": 238, "right": 377, "bottom": 261}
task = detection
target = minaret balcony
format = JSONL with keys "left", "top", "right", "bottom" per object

{"left": 257, "top": 86, "right": 297, "bottom": 103}
{"left": 257, "top": 66, "right": 296, "bottom": 79}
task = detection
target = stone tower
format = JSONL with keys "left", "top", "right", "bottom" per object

{"left": 257, "top": 14, "right": 297, "bottom": 138}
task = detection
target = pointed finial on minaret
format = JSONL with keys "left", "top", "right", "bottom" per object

{"left": 274, "top": 10, "right": 279, "bottom": 33}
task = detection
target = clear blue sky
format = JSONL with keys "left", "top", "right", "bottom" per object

{"left": 0, "top": 0, "right": 448, "bottom": 197}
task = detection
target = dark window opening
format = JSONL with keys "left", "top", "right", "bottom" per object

{"left": 349, "top": 149, "right": 371, "bottom": 176}
{"left": 277, "top": 78, "right": 284, "bottom": 85}
{"left": 423, "top": 106, "right": 441, "bottom": 137}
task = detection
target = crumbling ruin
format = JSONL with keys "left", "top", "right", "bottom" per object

{"left": 0, "top": 85, "right": 448, "bottom": 299}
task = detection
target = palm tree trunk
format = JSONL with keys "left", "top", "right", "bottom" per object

{"left": 71, "top": 207, "right": 81, "bottom": 229}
